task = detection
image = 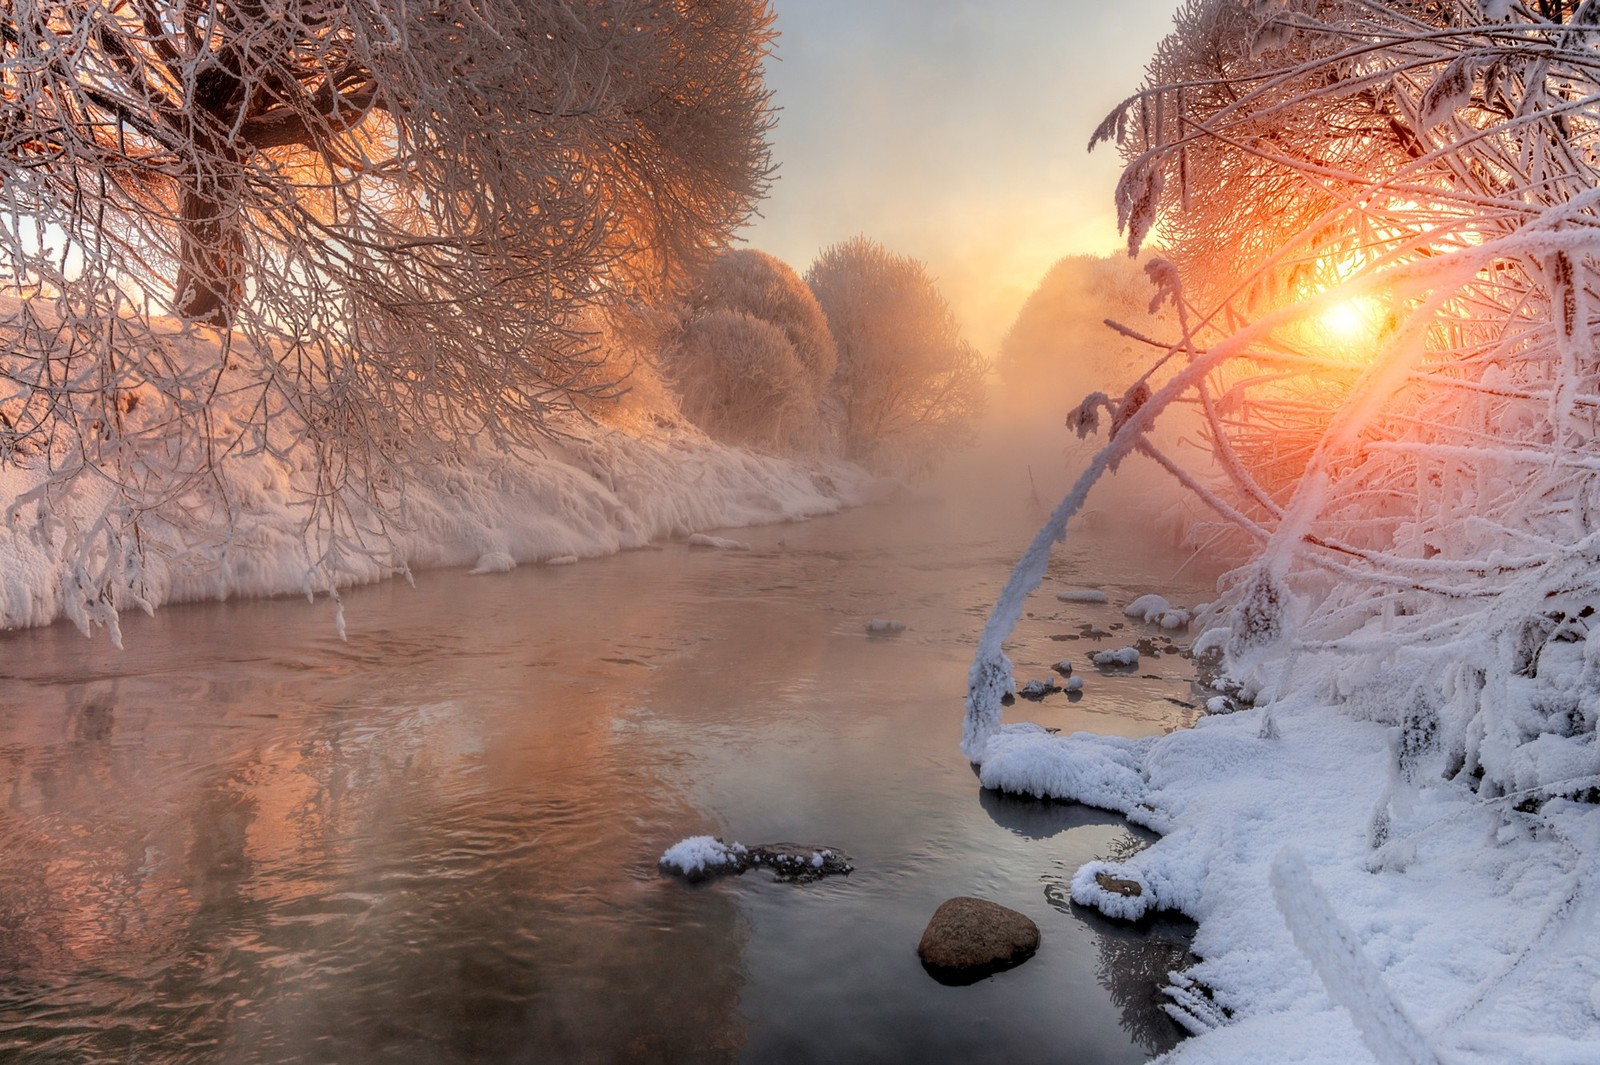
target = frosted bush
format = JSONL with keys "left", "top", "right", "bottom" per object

{"left": 807, "top": 237, "right": 987, "bottom": 476}
{"left": 690, "top": 249, "right": 838, "bottom": 392}
{"left": 999, "top": 254, "right": 1169, "bottom": 416}
{"left": 668, "top": 310, "right": 817, "bottom": 451}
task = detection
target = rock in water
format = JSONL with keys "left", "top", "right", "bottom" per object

{"left": 1094, "top": 871, "right": 1143, "bottom": 897}
{"left": 917, "top": 897, "right": 1040, "bottom": 984}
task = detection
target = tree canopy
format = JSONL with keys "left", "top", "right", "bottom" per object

{"left": 807, "top": 237, "right": 987, "bottom": 475}
{"left": 0, "top": 0, "right": 777, "bottom": 624}
{"left": 967, "top": 0, "right": 1600, "bottom": 801}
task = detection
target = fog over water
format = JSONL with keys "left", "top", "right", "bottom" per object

{"left": 0, "top": 424, "right": 1219, "bottom": 1063}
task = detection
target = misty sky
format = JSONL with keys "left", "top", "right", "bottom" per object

{"left": 741, "top": 0, "right": 1182, "bottom": 355}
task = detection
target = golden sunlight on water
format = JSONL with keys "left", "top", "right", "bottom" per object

{"left": 0, "top": 457, "right": 1218, "bottom": 1064}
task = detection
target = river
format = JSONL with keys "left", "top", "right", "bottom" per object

{"left": 0, "top": 460, "right": 1219, "bottom": 1064}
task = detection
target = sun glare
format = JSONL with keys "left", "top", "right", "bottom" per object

{"left": 1313, "top": 294, "right": 1388, "bottom": 357}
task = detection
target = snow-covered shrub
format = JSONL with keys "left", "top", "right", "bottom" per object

{"left": 689, "top": 249, "right": 838, "bottom": 393}
{"left": 807, "top": 237, "right": 988, "bottom": 475}
{"left": 0, "top": 1, "right": 780, "bottom": 633}
{"left": 669, "top": 309, "right": 817, "bottom": 450}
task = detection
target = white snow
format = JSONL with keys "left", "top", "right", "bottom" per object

{"left": 0, "top": 399, "right": 875, "bottom": 638}
{"left": 687, "top": 532, "right": 750, "bottom": 550}
{"left": 545, "top": 555, "right": 579, "bottom": 566}
{"left": 1124, "top": 593, "right": 1172, "bottom": 621}
{"left": 468, "top": 552, "right": 516, "bottom": 575}
{"left": 1065, "top": 676, "right": 1085, "bottom": 692}
{"left": 1071, "top": 860, "right": 1153, "bottom": 921}
{"left": 658, "top": 835, "right": 748, "bottom": 876}
{"left": 1090, "top": 647, "right": 1141, "bottom": 667}
{"left": 1123, "top": 594, "right": 1192, "bottom": 629}
{"left": 1269, "top": 848, "right": 1444, "bottom": 1065}
{"left": 976, "top": 723, "right": 1152, "bottom": 812}
{"left": 965, "top": 696, "right": 1600, "bottom": 1064}
{"left": 1058, "top": 587, "right": 1111, "bottom": 604}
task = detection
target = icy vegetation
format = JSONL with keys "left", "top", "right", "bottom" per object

{"left": 963, "top": 1, "right": 1600, "bottom": 1060}
{"left": 0, "top": 317, "right": 872, "bottom": 642}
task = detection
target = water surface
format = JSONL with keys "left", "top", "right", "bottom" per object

{"left": 0, "top": 473, "right": 1216, "bottom": 1064}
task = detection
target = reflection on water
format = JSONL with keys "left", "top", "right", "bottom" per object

{"left": 0, "top": 464, "right": 1217, "bottom": 1064}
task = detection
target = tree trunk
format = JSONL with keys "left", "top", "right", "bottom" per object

{"left": 175, "top": 150, "right": 245, "bottom": 327}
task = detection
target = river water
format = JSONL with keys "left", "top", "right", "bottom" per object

{"left": 0, "top": 462, "right": 1218, "bottom": 1064}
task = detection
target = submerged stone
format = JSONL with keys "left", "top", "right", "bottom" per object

{"left": 917, "top": 897, "right": 1039, "bottom": 985}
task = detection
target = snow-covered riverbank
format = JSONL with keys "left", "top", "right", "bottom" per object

{"left": 976, "top": 684, "right": 1600, "bottom": 1064}
{"left": 0, "top": 414, "right": 880, "bottom": 639}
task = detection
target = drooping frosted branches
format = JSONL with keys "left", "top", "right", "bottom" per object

{"left": 968, "top": 0, "right": 1600, "bottom": 801}
{"left": 0, "top": 0, "right": 777, "bottom": 632}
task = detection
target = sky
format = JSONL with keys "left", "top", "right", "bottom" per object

{"left": 740, "top": 0, "right": 1184, "bottom": 356}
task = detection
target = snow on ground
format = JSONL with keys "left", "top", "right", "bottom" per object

{"left": 0, "top": 409, "right": 877, "bottom": 635}
{"left": 970, "top": 695, "right": 1600, "bottom": 1064}
{"left": 686, "top": 532, "right": 751, "bottom": 550}
{"left": 1057, "top": 587, "right": 1110, "bottom": 603}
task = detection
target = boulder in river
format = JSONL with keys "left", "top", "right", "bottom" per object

{"left": 917, "top": 897, "right": 1040, "bottom": 985}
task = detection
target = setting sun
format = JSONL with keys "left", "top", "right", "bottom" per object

{"left": 1313, "top": 293, "right": 1388, "bottom": 355}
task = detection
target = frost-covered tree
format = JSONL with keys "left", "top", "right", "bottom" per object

{"left": 0, "top": 0, "right": 776, "bottom": 632}
{"left": 688, "top": 249, "right": 837, "bottom": 393}
{"left": 806, "top": 237, "right": 987, "bottom": 474}
{"left": 999, "top": 254, "right": 1166, "bottom": 414}
{"left": 965, "top": 0, "right": 1600, "bottom": 802}
{"left": 670, "top": 308, "right": 815, "bottom": 450}
{"left": 663, "top": 247, "right": 835, "bottom": 451}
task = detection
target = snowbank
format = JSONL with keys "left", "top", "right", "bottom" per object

{"left": 968, "top": 697, "right": 1600, "bottom": 1064}
{"left": 0, "top": 407, "right": 877, "bottom": 638}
